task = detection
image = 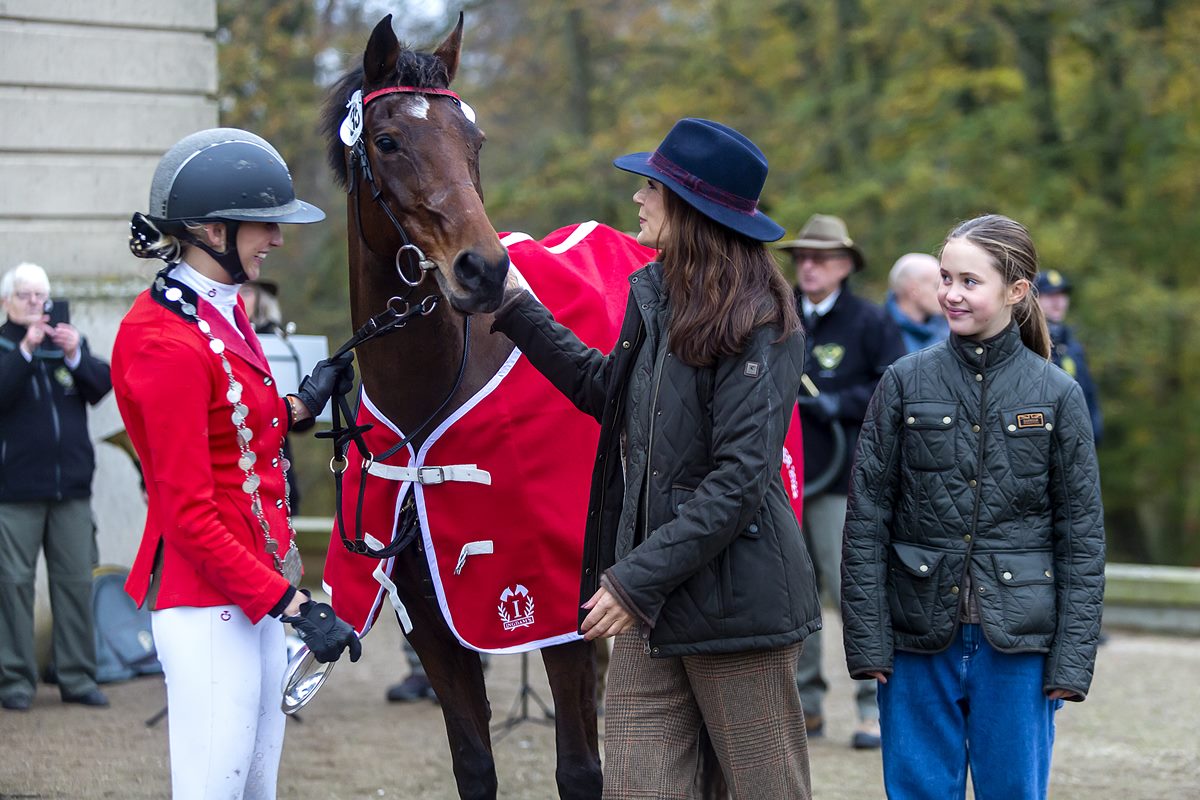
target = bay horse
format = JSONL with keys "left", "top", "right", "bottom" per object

{"left": 319, "top": 14, "right": 602, "bottom": 800}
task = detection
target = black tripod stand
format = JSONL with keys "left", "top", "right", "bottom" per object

{"left": 491, "top": 651, "right": 554, "bottom": 741}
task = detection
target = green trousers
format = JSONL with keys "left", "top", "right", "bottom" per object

{"left": 0, "top": 498, "right": 98, "bottom": 700}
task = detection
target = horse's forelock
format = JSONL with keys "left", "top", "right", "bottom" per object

{"left": 321, "top": 46, "right": 450, "bottom": 190}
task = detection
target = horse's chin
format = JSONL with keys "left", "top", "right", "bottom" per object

{"left": 432, "top": 270, "right": 504, "bottom": 315}
{"left": 446, "top": 290, "right": 503, "bottom": 315}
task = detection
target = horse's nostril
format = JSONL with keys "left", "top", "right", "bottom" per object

{"left": 453, "top": 251, "right": 508, "bottom": 293}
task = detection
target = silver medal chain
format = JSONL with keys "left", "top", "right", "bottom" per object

{"left": 158, "top": 279, "right": 301, "bottom": 584}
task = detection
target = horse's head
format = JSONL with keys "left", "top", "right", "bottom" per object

{"left": 325, "top": 14, "right": 509, "bottom": 314}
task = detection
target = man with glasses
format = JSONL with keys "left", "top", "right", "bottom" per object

{"left": 0, "top": 262, "right": 112, "bottom": 711}
{"left": 778, "top": 215, "right": 905, "bottom": 749}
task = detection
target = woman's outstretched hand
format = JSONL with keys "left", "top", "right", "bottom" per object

{"left": 580, "top": 586, "right": 635, "bottom": 641}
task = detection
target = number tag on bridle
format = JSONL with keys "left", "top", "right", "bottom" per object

{"left": 340, "top": 89, "right": 364, "bottom": 147}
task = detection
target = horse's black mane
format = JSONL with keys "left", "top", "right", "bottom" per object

{"left": 321, "top": 46, "right": 450, "bottom": 190}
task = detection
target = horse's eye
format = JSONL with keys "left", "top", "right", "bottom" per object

{"left": 375, "top": 136, "right": 398, "bottom": 154}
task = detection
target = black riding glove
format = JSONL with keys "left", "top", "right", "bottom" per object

{"left": 797, "top": 391, "right": 840, "bottom": 423}
{"left": 294, "top": 351, "right": 355, "bottom": 424}
{"left": 282, "top": 590, "right": 362, "bottom": 664}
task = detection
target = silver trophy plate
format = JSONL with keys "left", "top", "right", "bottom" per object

{"left": 281, "top": 644, "right": 335, "bottom": 715}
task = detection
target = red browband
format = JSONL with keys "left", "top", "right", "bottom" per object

{"left": 363, "top": 86, "right": 462, "bottom": 106}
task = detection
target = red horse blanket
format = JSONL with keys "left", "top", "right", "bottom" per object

{"left": 322, "top": 221, "right": 804, "bottom": 653}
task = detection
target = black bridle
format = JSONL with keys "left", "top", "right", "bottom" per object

{"left": 321, "top": 85, "right": 475, "bottom": 560}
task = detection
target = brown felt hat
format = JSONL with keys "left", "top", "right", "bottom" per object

{"left": 776, "top": 214, "right": 865, "bottom": 272}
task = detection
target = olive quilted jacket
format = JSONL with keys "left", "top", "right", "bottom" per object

{"left": 495, "top": 263, "right": 821, "bottom": 656}
{"left": 841, "top": 324, "right": 1105, "bottom": 699}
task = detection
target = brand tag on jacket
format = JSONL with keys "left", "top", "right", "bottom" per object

{"left": 744, "top": 361, "right": 761, "bottom": 378}
{"left": 1016, "top": 412, "right": 1045, "bottom": 429}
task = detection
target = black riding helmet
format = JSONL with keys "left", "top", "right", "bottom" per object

{"left": 132, "top": 128, "right": 324, "bottom": 282}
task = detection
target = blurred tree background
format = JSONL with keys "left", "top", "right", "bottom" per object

{"left": 216, "top": 0, "right": 1200, "bottom": 567}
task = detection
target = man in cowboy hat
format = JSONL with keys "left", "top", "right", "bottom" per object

{"left": 778, "top": 214, "right": 905, "bottom": 749}
{"left": 1036, "top": 269, "right": 1102, "bottom": 443}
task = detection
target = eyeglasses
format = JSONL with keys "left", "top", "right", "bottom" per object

{"left": 11, "top": 290, "right": 49, "bottom": 302}
{"left": 792, "top": 250, "right": 848, "bottom": 265}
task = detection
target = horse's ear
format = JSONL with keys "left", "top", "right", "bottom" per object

{"left": 433, "top": 12, "right": 464, "bottom": 85}
{"left": 363, "top": 15, "right": 400, "bottom": 87}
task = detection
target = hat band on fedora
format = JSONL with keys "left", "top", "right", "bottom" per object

{"left": 647, "top": 151, "right": 758, "bottom": 214}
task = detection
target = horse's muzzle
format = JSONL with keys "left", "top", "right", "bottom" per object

{"left": 450, "top": 250, "right": 510, "bottom": 313}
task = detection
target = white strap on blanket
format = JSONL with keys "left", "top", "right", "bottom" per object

{"left": 366, "top": 534, "right": 413, "bottom": 634}
{"left": 454, "top": 541, "right": 494, "bottom": 575}
{"left": 366, "top": 462, "right": 492, "bottom": 486}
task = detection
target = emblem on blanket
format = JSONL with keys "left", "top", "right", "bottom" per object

{"left": 499, "top": 585, "right": 536, "bottom": 631}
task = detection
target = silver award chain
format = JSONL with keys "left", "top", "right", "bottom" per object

{"left": 159, "top": 279, "right": 303, "bottom": 585}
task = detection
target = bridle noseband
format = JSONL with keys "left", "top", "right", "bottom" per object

{"left": 324, "top": 83, "right": 478, "bottom": 559}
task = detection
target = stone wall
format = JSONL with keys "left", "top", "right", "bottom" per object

{"left": 0, "top": 2, "right": 218, "bottom": 618}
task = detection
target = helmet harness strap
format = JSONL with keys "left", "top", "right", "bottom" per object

{"left": 186, "top": 220, "right": 248, "bottom": 284}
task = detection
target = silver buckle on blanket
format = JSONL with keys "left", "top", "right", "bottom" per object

{"left": 417, "top": 466, "right": 446, "bottom": 485}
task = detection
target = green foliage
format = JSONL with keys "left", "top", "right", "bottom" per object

{"left": 217, "top": 0, "right": 1200, "bottom": 565}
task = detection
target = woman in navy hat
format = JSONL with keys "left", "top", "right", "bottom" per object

{"left": 493, "top": 118, "right": 820, "bottom": 797}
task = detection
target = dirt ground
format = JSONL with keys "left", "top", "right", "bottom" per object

{"left": 1, "top": 609, "right": 1196, "bottom": 799}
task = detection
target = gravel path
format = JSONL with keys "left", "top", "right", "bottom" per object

{"left": 1, "top": 609, "right": 1194, "bottom": 799}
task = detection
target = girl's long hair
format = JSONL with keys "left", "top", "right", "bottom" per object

{"left": 943, "top": 214, "right": 1051, "bottom": 358}
{"left": 658, "top": 188, "right": 800, "bottom": 367}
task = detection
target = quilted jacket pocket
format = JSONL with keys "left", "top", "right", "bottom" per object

{"left": 887, "top": 542, "right": 947, "bottom": 636}
{"left": 1000, "top": 405, "right": 1054, "bottom": 478}
{"left": 902, "top": 402, "right": 958, "bottom": 471}
{"left": 990, "top": 551, "right": 1056, "bottom": 637}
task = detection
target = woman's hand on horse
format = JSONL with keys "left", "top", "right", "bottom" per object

{"left": 580, "top": 587, "right": 635, "bottom": 641}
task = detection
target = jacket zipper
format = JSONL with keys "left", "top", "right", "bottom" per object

{"left": 963, "top": 347, "right": 989, "bottom": 614}
{"left": 37, "top": 359, "right": 64, "bottom": 499}
{"left": 589, "top": 321, "right": 644, "bottom": 606}
{"left": 640, "top": 336, "right": 669, "bottom": 655}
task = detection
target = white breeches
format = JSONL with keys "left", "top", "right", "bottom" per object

{"left": 152, "top": 605, "right": 288, "bottom": 800}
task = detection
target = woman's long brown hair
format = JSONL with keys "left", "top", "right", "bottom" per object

{"left": 658, "top": 188, "right": 800, "bottom": 367}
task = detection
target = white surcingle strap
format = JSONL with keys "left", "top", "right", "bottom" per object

{"left": 366, "top": 462, "right": 491, "bottom": 486}
{"left": 366, "top": 534, "right": 413, "bottom": 634}
{"left": 454, "top": 541, "right": 494, "bottom": 575}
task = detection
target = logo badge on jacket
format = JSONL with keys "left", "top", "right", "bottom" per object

{"left": 54, "top": 366, "right": 75, "bottom": 390}
{"left": 744, "top": 361, "right": 761, "bottom": 378}
{"left": 498, "top": 584, "right": 535, "bottom": 631}
{"left": 813, "top": 343, "right": 845, "bottom": 371}
{"left": 1016, "top": 412, "right": 1046, "bottom": 429}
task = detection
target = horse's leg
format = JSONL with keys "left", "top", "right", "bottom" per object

{"left": 392, "top": 544, "right": 498, "bottom": 800}
{"left": 540, "top": 639, "right": 602, "bottom": 800}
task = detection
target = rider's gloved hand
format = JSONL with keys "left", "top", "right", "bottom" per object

{"left": 293, "top": 351, "right": 355, "bottom": 426}
{"left": 282, "top": 589, "right": 362, "bottom": 664}
{"left": 797, "top": 391, "right": 840, "bottom": 423}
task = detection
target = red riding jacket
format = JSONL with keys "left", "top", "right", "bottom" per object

{"left": 112, "top": 276, "right": 294, "bottom": 622}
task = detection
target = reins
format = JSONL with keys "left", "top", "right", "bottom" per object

{"left": 322, "top": 83, "right": 475, "bottom": 560}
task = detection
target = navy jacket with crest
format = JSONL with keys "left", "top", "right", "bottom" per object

{"left": 796, "top": 286, "right": 905, "bottom": 495}
{"left": 0, "top": 321, "right": 111, "bottom": 502}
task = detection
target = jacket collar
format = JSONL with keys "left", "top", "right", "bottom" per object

{"left": 949, "top": 322, "right": 1024, "bottom": 370}
{"left": 149, "top": 268, "right": 270, "bottom": 375}
{"left": 629, "top": 262, "right": 666, "bottom": 309}
{"left": 886, "top": 294, "right": 949, "bottom": 343}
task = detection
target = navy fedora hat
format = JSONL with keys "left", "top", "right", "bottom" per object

{"left": 613, "top": 118, "right": 785, "bottom": 242}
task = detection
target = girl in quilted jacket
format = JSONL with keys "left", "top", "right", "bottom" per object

{"left": 841, "top": 214, "right": 1105, "bottom": 800}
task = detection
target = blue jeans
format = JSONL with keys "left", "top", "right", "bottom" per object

{"left": 878, "top": 624, "right": 1061, "bottom": 800}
